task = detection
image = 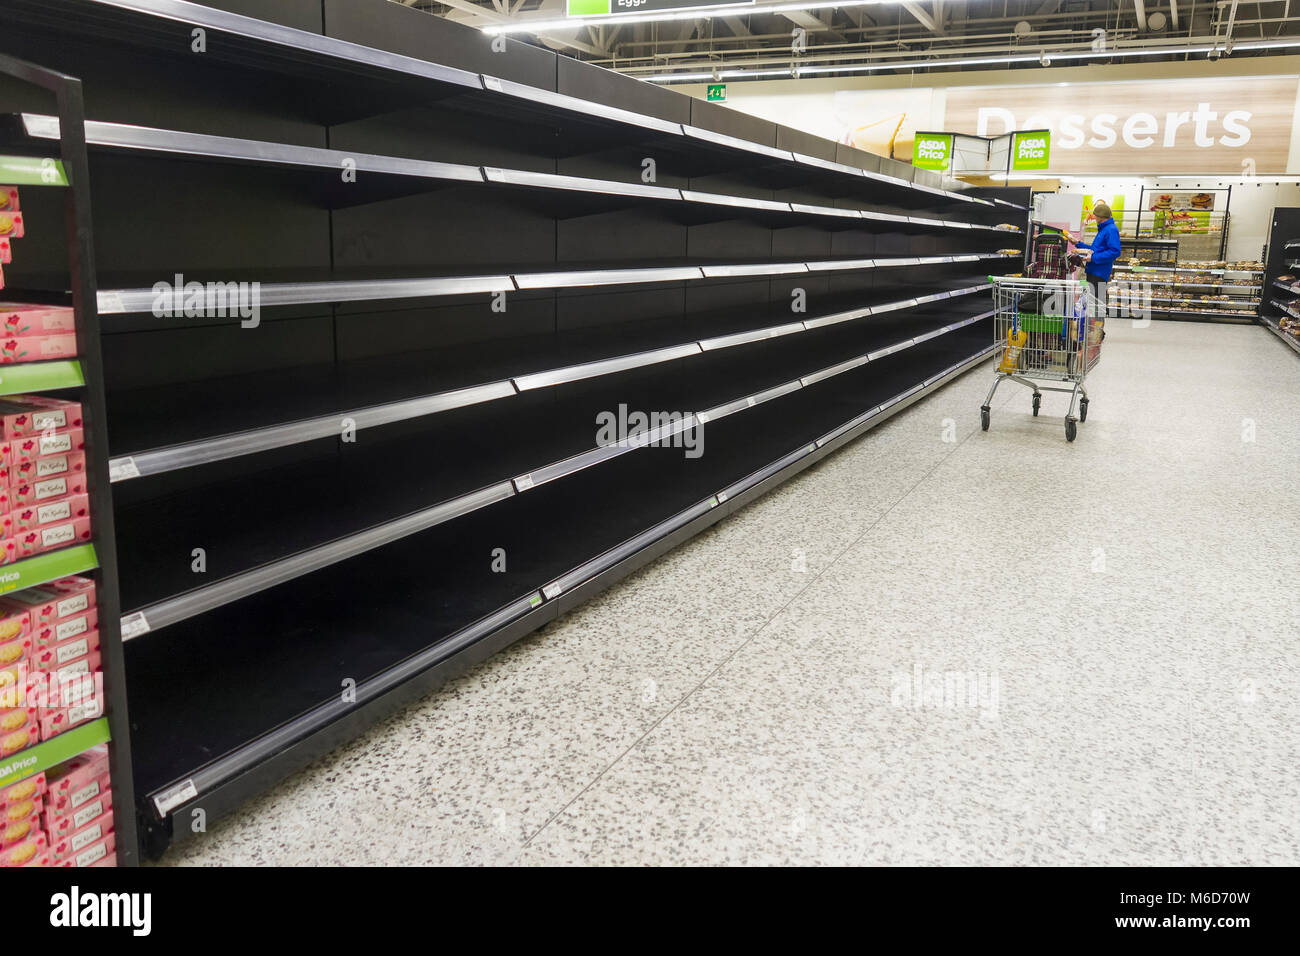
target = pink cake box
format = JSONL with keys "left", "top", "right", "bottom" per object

{"left": 32, "top": 655, "right": 103, "bottom": 709}
{"left": 3, "top": 794, "right": 41, "bottom": 836}
{"left": 0, "top": 631, "right": 31, "bottom": 669}
{"left": 51, "top": 810, "right": 115, "bottom": 863}
{"left": 0, "top": 212, "right": 24, "bottom": 239}
{"left": 14, "top": 516, "right": 92, "bottom": 558}
{"left": 46, "top": 743, "right": 108, "bottom": 797}
{"left": 0, "top": 188, "right": 18, "bottom": 213}
{"left": 0, "top": 575, "right": 95, "bottom": 629}
{"left": 3, "top": 429, "right": 86, "bottom": 465}
{"left": 0, "top": 770, "right": 44, "bottom": 810}
{"left": 9, "top": 492, "right": 91, "bottom": 533}
{"left": 0, "top": 239, "right": 9, "bottom": 265}
{"left": 0, "top": 304, "right": 75, "bottom": 337}
{"left": 48, "top": 769, "right": 110, "bottom": 818}
{"left": 57, "top": 830, "right": 114, "bottom": 868}
{"left": 1, "top": 795, "right": 41, "bottom": 847}
{"left": 36, "top": 627, "right": 101, "bottom": 671}
{"left": 0, "top": 332, "right": 77, "bottom": 365}
{"left": 0, "top": 397, "right": 83, "bottom": 440}
{"left": 45, "top": 788, "right": 111, "bottom": 841}
{"left": 0, "top": 606, "right": 30, "bottom": 640}
{"left": 2, "top": 450, "right": 87, "bottom": 488}
{"left": 7, "top": 472, "right": 88, "bottom": 509}
{"left": 39, "top": 692, "right": 104, "bottom": 741}
{"left": 1, "top": 829, "right": 47, "bottom": 867}
{"left": 35, "top": 607, "right": 98, "bottom": 650}
{"left": 0, "top": 716, "right": 38, "bottom": 756}
{"left": 0, "top": 705, "right": 36, "bottom": 739}
{"left": 0, "top": 659, "right": 28, "bottom": 709}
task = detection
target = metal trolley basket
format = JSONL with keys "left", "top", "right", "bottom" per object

{"left": 980, "top": 276, "right": 1103, "bottom": 442}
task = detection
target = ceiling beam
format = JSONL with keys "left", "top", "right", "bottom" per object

{"left": 900, "top": 1, "right": 940, "bottom": 34}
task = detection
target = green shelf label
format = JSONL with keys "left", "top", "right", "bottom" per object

{"left": 0, "top": 360, "right": 84, "bottom": 396}
{"left": 0, "top": 155, "right": 68, "bottom": 186}
{"left": 912, "top": 132, "right": 953, "bottom": 171}
{"left": 0, "top": 544, "right": 97, "bottom": 595}
{"left": 0, "top": 717, "right": 109, "bottom": 788}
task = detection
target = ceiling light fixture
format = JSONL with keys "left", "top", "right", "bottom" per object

{"left": 640, "top": 37, "right": 1300, "bottom": 82}
{"left": 480, "top": 0, "right": 891, "bottom": 35}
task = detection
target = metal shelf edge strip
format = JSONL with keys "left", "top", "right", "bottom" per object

{"left": 124, "top": 480, "right": 516, "bottom": 636}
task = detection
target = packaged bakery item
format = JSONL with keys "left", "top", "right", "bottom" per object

{"left": 2, "top": 429, "right": 85, "bottom": 465}
{"left": 0, "top": 213, "right": 24, "bottom": 239}
{"left": 32, "top": 605, "right": 97, "bottom": 651}
{"left": 47, "top": 769, "right": 110, "bottom": 818}
{"left": 8, "top": 472, "right": 88, "bottom": 508}
{"left": 51, "top": 810, "right": 114, "bottom": 863}
{"left": 0, "top": 631, "right": 31, "bottom": 668}
{"left": 46, "top": 744, "right": 108, "bottom": 801}
{"left": 1, "top": 829, "right": 46, "bottom": 866}
{"left": 2, "top": 450, "right": 87, "bottom": 488}
{"left": 46, "top": 788, "right": 111, "bottom": 847}
{"left": 57, "top": 830, "right": 113, "bottom": 867}
{"left": 0, "top": 333, "right": 77, "bottom": 364}
{"left": 0, "top": 771, "right": 44, "bottom": 809}
{"left": 10, "top": 492, "right": 91, "bottom": 533}
{"left": 0, "top": 576, "right": 95, "bottom": 629}
{"left": 0, "top": 304, "right": 74, "bottom": 337}
{"left": 0, "top": 189, "right": 17, "bottom": 212}
{"left": 15, "top": 516, "right": 92, "bottom": 557}
{"left": 0, "top": 396, "right": 82, "bottom": 439}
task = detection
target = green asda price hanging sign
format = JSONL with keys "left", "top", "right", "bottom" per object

{"left": 568, "top": 0, "right": 753, "bottom": 15}
{"left": 1011, "top": 130, "right": 1052, "bottom": 171}
{"left": 912, "top": 132, "right": 953, "bottom": 171}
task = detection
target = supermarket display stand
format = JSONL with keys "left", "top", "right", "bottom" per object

{"left": 1259, "top": 207, "right": 1300, "bottom": 355}
{"left": 0, "top": 0, "right": 1029, "bottom": 859}
{"left": 0, "top": 53, "right": 136, "bottom": 865}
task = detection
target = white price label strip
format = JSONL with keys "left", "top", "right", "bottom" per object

{"left": 109, "top": 457, "right": 141, "bottom": 482}
{"left": 120, "top": 610, "right": 151, "bottom": 640}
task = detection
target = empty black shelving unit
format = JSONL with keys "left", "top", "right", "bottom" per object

{"left": 0, "top": 0, "right": 1029, "bottom": 859}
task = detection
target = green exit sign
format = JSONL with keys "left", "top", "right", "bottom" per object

{"left": 707, "top": 84, "right": 727, "bottom": 102}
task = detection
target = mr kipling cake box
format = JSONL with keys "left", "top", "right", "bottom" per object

{"left": 0, "top": 396, "right": 83, "bottom": 439}
{"left": 0, "top": 576, "right": 96, "bottom": 628}
{"left": 2, "top": 451, "right": 87, "bottom": 488}
{"left": 0, "top": 303, "right": 76, "bottom": 336}
{"left": 10, "top": 492, "right": 91, "bottom": 532}
{"left": 2, "top": 428, "right": 86, "bottom": 464}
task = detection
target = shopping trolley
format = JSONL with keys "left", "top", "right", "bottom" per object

{"left": 979, "top": 276, "right": 1103, "bottom": 442}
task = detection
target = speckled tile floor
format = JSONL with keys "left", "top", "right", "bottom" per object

{"left": 159, "top": 319, "right": 1300, "bottom": 866}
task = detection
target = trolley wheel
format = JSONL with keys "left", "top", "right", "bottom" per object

{"left": 980, "top": 406, "right": 990, "bottom": 431}
{"left": 1065, "top": 418, "right": 1077, "bottom": 442}
{"left": 1079, "top": 398, "right": 1089, "bottom": 422}
{"left": 1032, "top": 393, "right": 1041, "bottom": 416}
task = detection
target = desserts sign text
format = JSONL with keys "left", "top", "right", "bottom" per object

{"left": 945, "top": 76, "right": 1296, "bottom": 173}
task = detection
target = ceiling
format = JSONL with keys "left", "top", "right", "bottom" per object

{"left": 392, "top": 1, "right": 1300, "bottom": 83}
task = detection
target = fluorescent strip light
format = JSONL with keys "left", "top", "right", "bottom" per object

{"left": 482, "top": 0, "right": 887, "bottom": 35}
{"left": 641, "top": 37, "right": 1300, "bottom": 83}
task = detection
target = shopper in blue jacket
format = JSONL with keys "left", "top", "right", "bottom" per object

{"left": 1074, "top": 202, "right": 1121, "bottom": 319}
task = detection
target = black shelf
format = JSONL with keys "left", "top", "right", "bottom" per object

{"left": 111, "top": 300, "right": 996, "bottom": 621}
{"left": 123, "top": 321, "right": 992, "bottom": 823}
{"left": 0, "top": 0, "right": 1031, "bottom": 859}
{"left": 103, "top": 275, "right": 996, "bottom": 478}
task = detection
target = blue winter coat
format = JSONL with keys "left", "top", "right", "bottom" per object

{"left": 1077, "top": 217, "right": 1121, "bottom": 282}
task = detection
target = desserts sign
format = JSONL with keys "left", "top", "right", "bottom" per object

{"left": 945, "top": 75, "right": 1296, "bottom": 173}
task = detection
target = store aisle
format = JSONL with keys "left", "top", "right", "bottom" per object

{"left": 161, "top": 319, "right": 1300, "bottom": 866}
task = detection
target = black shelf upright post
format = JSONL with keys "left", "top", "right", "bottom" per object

{"left": 0, "top": 53, "right": 138, "bottom": 866}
